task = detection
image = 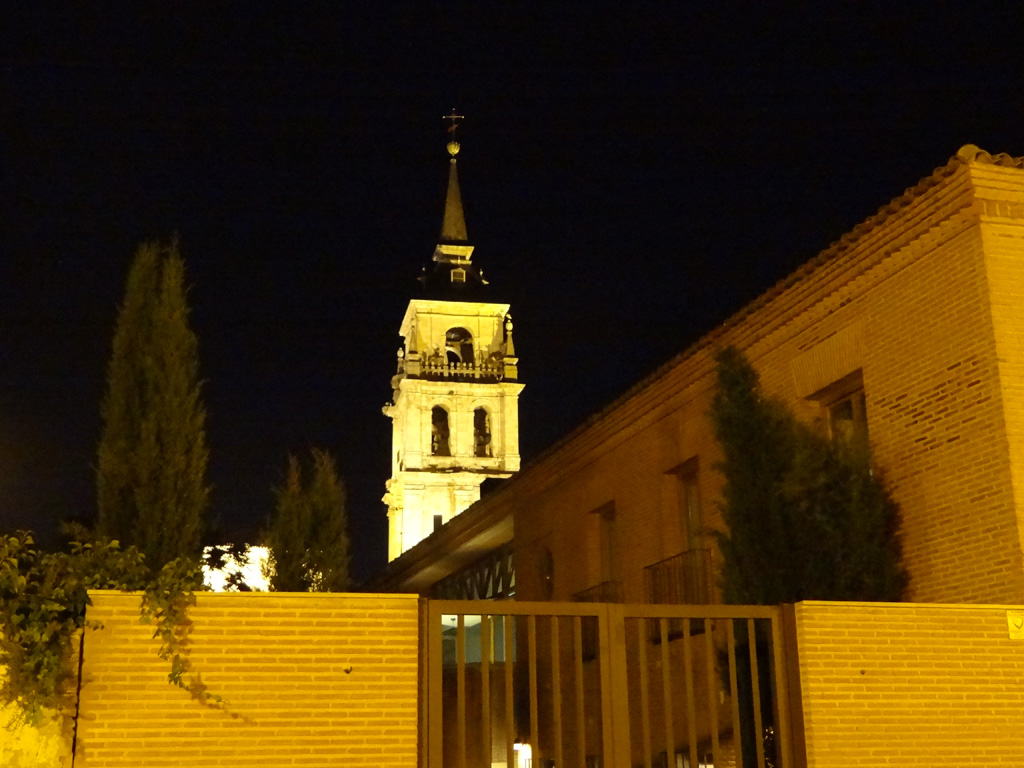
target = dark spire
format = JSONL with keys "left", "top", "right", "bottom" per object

{"left": 417, "top": 112, "right": 492, "bottom": 299}
{"left": 439, "top": 157, "right": 468, "bottom": 244}
{"left": 434, "top": 110, "right": 473, "bottom": 262}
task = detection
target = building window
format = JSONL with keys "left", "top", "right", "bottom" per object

{"left": 816, "top": 370, "right": 869, "bottom": 454}
{"left": 676, "top": 458, "right": 701, "bottom": 554}
{"left": 450, "top": 267, "right": 466, "bottom": 283}
{"left": 574, "top": 503, "right": 620, "bottom": 659}
{"left": 473, "top": 408, "right": 492, "bottom": 457}
{"left": 431, "top": 406, "right": 450, "bottom": 456}
{"left": 445, "top": 327, "right": 473, "bottom": 365}
{"left": 597, "top": 502, "right": 618, "bottom": 587}
{"left": 574, "top": 502, "right": 621, "bottom": 603}
{"left": 828, "top": 389, "right": 868, "bottom": 448}
{"left": 645, "top": 458, "right": 711, "bottom": 626}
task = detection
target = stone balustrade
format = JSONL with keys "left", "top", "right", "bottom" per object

{"left": 418, "top": 358, "right": 504, "bottom": 380}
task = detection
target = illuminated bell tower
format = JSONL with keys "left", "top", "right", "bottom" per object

{"left": 382, "top": 116, "right": 523, "bottom": 561}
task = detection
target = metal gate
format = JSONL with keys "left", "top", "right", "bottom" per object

{"left": 423, "top": 600, "right": 798, "bottom": 768}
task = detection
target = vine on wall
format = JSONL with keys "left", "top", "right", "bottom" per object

{"left": 0, "top": 526, "right": 217, "bottom": 727}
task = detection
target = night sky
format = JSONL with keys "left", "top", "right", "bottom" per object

{"left": 4, "top": 4, "right": 1024, "bottom": 582}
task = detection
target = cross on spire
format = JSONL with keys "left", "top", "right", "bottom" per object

{"left": 443, "top": 110, "right": 464, "bottom": 137}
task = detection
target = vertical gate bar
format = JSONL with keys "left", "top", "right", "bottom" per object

{"left": 705, "top": 619, "right": 721, "bottom": 766}
{"left": 683, "top": 621, "right": 698, "bottom": 768}
{"left": 551, "top": 616, "right": 564, "bottom": 768}
{"left": 768, "top": 609, "right": 793, "bottom": 768}
{"left": 606, "top": 604, "right": 632, "bottom": 768}
{"left": 748, "top": 618, "right": 766, "bottom": 768}
{"left": 573, "top": 615, "right": 586, "bottom": 768}
{"left": 427, "top": 602, "right": 444, "bottom": 768}
{"left": 599, "top": 609, "right": 616, "bottom": 766}
{"left": 457, "top": 614, "right": 467, "bottom": 768}
{"left": 637, "top": 618, "right": 653, "bottom": 768}
{"left": 505, "top": 615, "right": 515, "bottom": 768}
{"left": 482, "top": 614, "right": 492, "bottom": 768}
{"left": 528, "top": 614, "right": 540, "bottom": 763}
{"left": 780, "top": 604, "right": 808, "bottom": 768}
{"left": 727, "top": 620, "right": 743, "bottom": 768}
{"left": 659, "top": 618, "right": 674, "bottom": 768}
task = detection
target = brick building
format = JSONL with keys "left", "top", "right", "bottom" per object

{"left": 374, "top": 145, "right": 1024, "bottom": 607}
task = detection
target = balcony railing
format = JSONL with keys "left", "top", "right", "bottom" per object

{"left": 644, "top": 548, "right": 712, "bottom": 606}
{"left": 572, "top": 580, "right": 623, "bottom": 604}
{"left": 644, "top": 549, "right": 713, "bottom": 641}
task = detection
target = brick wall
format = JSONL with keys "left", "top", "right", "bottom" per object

{"left": 978, "top": 173, "right": 1024, "bottom": 589}
{"left": 793, "top": 600, "right": 1024, "bottom": 766}
{"left": 75, "top": 591, "right": 419, "bottom": 767}
{"left": 512, "top": 153, "right": 1024, "bottom": 606}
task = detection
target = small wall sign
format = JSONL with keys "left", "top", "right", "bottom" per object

{"left": 1007, "top": 610, "right": 1024, "bottom": 639}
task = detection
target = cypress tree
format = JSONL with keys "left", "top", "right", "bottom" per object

{"left": 264, "top": 449, "right": 350, "bottom": 592}
{"left": 264, "top": 456, "right": 311, "bottom": 591}
{"left": 96, "top": 240, "right": 209, "bottom": 568}
{"left": 710, "top": 346, "right": 905, "bottom": 604}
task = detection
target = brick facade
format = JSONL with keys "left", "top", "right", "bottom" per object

{"left": 793, "top": 600, "right": 1024, "bottom": 766}
{"left": 74, "top": 592, "right": 418, "bottom": 767}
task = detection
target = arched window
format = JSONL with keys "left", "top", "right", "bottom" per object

{"left": 431, "top": 406, "right": 450, "bottom": 456}
{"left": 474, "top": 408, "right": 492, "bottom": 457}
{"left": 445, "top": 327, "right": 474, "bottom": 365}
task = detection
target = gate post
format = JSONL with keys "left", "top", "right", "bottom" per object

{"left": 598, "top": 603, "right": 632, "bottom": 767}
{"left": 778, "top": 604, "right": 808, "bottom": 768}
{"left": 423, "top": 599, "right": 444, "bottom": 768}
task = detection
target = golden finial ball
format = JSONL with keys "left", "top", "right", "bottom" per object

{"left": 447, "top": 141, "right": 461, "bottom": 157}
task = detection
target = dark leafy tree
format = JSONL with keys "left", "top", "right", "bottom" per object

{"left": 263, "top": 456, "right": 309, "bottom": 591}
{"left": 264, "top": 449, "right": 350, "bottom": 592}
{"left": 710, "top": 346, "right": 906, "bottom": 605}
{"left": 96, "top": 239, "right": 209, "bottom": 568}
{"left": 710, "top": 347, "right": 906, "bottom": 768}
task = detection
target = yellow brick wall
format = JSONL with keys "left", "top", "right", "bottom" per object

{"left": 75, "top": 591, "right": 419, "bottom": 767}
{"left": 794, "top": 600, "right": 1024, "bottom": 767}
{"left": 838, "top": 212, "right": 1018, "bottom": 601}
{"left": 978, "top": 176, "right": 1024, "bottom": 588}
{"left": 513, "top": 156, "right": 1024, "bottom": 606}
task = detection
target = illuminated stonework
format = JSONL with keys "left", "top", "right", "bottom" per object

{"left": 383, "top": 124, "right": 523, "bottom": 561}
{"left": 383, "top": 300, "right": 522, "bottom": 560}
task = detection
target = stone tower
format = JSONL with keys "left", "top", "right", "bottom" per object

{"left": 382, "top": 122, "right": 523, "bottom": 561}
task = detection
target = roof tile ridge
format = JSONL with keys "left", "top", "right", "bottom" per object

{"left": 955, "top": 143, "right": 1024, "bottom": 169}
